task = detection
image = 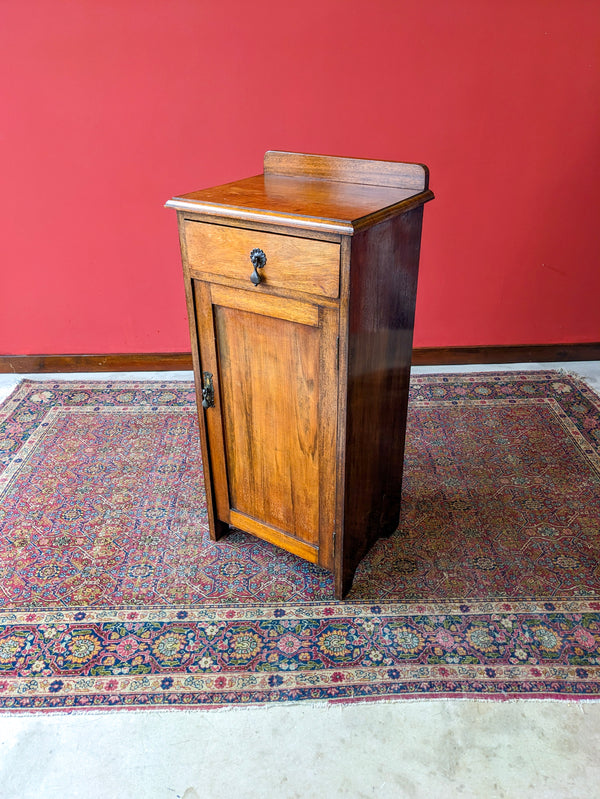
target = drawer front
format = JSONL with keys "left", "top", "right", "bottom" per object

{"left": 183, "top": 220, "right": 340, "bottom": 298}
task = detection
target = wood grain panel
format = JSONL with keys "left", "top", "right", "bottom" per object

{"left": 264, "top": 150, "right": 429, "bottom": 191}
{"left": 336, "top": 207, "right": 425, "bottom": 598}
{"left": 214, "top": 304, "right": 322, "bottom": 546}
{"left": 209, "top": 284, "right": 319, "bottom": 327}
{"left": 229, "top": 511, "right": 319, "bottom": 564}
{"left": 316, "top": 306, "right": 340, "bottom": 572}
{"left": 192, "top": 281, "right": 231, "bottom": 529}
{"left": 183, "top": 219, "right": 340, "bottom": 298}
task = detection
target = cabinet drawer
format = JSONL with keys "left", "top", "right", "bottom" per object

{"left": 183, "top": 220, "right": 340, "bottom": 298}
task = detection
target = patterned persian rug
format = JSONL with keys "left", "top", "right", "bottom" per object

{"left": 0, "top": 371, "right": 599, "bottom": 711}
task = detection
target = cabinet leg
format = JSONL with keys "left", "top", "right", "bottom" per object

{"left": 334, "top": 568, "right": 355, "bottom": 601}
{"left": 209, "top": 519, "right": 230, "bottom": 541}
{"left": 379, "top": 492, "right": 402, "bottom": 538}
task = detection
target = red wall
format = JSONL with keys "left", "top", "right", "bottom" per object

{"left": 1, "top": 0, "right": 599, "bottom": 355}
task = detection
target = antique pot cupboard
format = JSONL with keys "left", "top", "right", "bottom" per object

{"left": 167, "top": 151, "right": 433, "bottom": 598}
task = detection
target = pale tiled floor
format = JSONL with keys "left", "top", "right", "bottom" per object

{"left": 0, "top": 362, "right": 599, "bottom": 799}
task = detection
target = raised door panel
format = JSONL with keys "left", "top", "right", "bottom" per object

{"left": 193, "top": 281, "right": 338, "bottom": 569}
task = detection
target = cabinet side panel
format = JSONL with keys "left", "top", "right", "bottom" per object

{"left": 177, "top": 212, "right": 227, "bottom": 540}
{"left": 338, "top": 207, "right": 424, "bottom": 596}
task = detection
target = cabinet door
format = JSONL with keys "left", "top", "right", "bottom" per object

{"left": 194, "top": 282, "right": 338, "bottom": 571}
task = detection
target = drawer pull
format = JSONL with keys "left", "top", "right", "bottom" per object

{"left": 249, "top": 248, "right": 267, "bottom": 285}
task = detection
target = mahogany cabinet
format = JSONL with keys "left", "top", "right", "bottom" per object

{"left": 167, "top": 151, "right": 433, "bottom": 598}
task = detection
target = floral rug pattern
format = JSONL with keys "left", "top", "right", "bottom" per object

{"left": 0, "top": 372, "right": 599, "bottom": 710}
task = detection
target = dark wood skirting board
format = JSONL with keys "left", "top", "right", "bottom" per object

{"left": 0, "top": 353, "right": 194, "bottom": 374}
{"left": 1, "top": 343, "right": 599, "bottom": 373}
{"left": 411, "top": 343, "right": 600, "bottom": 366}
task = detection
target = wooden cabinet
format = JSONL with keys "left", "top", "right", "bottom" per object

{"left": 167, "top": 151, "right": 433, "bottom": 598}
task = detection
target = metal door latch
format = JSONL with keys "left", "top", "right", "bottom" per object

{"left": 202, "top": 372, "right": 215, "bottom": 409}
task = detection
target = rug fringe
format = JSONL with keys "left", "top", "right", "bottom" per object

{"left": 2, "top": 694, "right": 600, "bottom": 718}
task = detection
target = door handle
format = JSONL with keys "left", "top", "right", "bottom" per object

{"left": 202, "top": 372, "right": 215, "bottom": 409}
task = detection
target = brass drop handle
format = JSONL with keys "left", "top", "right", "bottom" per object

{"left": 249, "top": 248, "right": 267, "bottom": 285}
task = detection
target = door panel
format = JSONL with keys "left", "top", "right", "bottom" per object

{"left": 194, "top": 281, "right": 338, "bottom": 566}
{"left": 216, "top": 303, "right": 320, "bottom": 543}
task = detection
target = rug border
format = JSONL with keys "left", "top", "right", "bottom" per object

{"left": 2, "top": 370, "right": 600, "bottom": 711}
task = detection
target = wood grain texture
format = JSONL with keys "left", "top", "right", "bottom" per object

{"left": 184, "top": 219, "right": 341, "bottom": 298}
{"left": 209, "top": 284, "right": 319, "bottom": 327}
{"left": 335, "top": 207, "right": 425, "bottom": 598}
{"left": 229, "top": 511, "right": 319, "bottom": 564}
{"left": 168, "top": 174, "right": 432, "bottom": 234}
{"left": 192, "top": 280, "right": 231, "bottom": 533}
{"left": 216, "top": 305, "right": 321, "bottom": 545}
{"left": 264, "top": 150, "right": 429, "bottom": 191}
{"left": 176, "top": 216, "right": 228, "bottom": 537}
{"left": 315, "top": 305, "right": 340, "bottom": 572}
{"left": 193, "top": 283, "right": 339, "bottom": 565}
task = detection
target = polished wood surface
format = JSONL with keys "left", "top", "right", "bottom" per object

{"left": 336, "top": 207, "right": 425, "bottom": 597}
{"left": 209, "top": 284, "right": 320, "bottom": 327}
{"left": 228, "top": 510, "right": 319, "bottom": 564}
{"left": 264, "top": 150, "right": 429, "bottom": 190}
{"left": 183, "top": 219, "right": 341, "bottom": 298}
{"left": 167, "top": 174, "right": 433, "bottom": 234}
{"left": 193, "top": 282, "right": 338, "bottom": 568}
{"left": 170, "top": 151, "right": 433, "bottom": 597}
{"left": 217, "top": 305, "right": 321, "bottom": 544}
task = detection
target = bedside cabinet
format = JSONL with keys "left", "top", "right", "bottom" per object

{"left": 167, "top": 151, "right": 433, "bottom": 598}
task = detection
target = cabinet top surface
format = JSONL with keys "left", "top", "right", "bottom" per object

{"left": 167, "top": 172, "right": 433, "bottom": 234}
